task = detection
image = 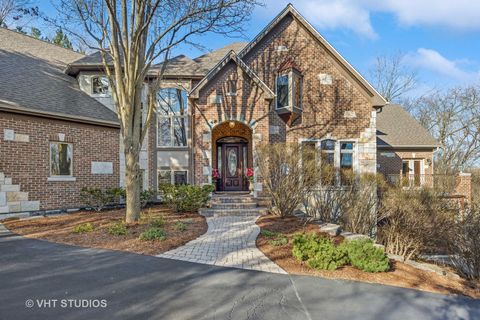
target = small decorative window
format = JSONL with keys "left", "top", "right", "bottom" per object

{"left": 157, "top": 88, "right": 188, "bottom": 147}
{"left": 92, "top": 76, "right": 109, "bottom": 94}
{"left": 226, "top": 80, "right": 237, "bottom": 95}
{"left": 50, "top": 142, "right": 73, "bottom": 176}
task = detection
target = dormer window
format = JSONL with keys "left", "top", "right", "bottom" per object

{"left": 275, "top": 69, "right": 302, "bottom": 110}
{"left": 92, "top": 76, "right": 109, "bottom": 94}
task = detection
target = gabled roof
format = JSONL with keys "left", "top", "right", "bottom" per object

{"left": 238, "top": 4, "right": 387, "bottom": 107}
{"left": 189, "top": 50, "right": 275, "bottom": 100}
{"left": 0, "top": 28, "right": 118, "bottom": 126}
{"left": 376, "top": 104, "right": 439, "bottom": 148}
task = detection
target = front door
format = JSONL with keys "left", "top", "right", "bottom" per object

{"left": 221, "top": 143, "right": 246, "bottom": 191}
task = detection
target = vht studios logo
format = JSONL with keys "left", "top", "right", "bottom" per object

{"left": 25, "top": 299, "right": 107, "bottom": 309}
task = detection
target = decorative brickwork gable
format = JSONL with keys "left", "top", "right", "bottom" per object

{"left": 0, "top": 112, "right": 119, "bottom": 210}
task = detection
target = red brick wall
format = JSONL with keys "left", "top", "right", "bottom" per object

{"left": 242, "top": 14, "right": 374, "bottom": 143}
{"left": 0, "top": 111, "right": 120, "bottom": 210}
{"left": 192, "top": 61, "right": 270, "bottom": 185}
{"left": 377, "top": 149, "right": 434, "bottom": 176}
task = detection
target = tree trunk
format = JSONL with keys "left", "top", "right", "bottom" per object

{"left": 125, "top": 147, "right": 141, "bottom": 223}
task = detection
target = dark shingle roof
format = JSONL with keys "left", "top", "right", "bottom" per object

{"left": 0, "top": 28, "right": 118, "bottom": 126}
{"left": 376, "top": 104, "right": 439, "bottom": 148}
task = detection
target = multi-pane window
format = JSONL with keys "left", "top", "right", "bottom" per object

{"left": 157, "top": 88, "right": 188, "bottom": 147}
{"left": 276, "top": 70, "right": 302, "bottom": 109}
{"left": 158, "top": 170, "right": 188, "bottom": 186}
{"left": 50, "top": 142, "right": 73, "bottom": 176}
{"left": 340, "top": 142, "right": 354, "bottom": 185}
{"left": 92, "top": 76, "right": 109, "bottom": 94}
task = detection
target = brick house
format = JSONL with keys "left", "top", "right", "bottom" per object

{"left": 0, "top": 28, "right": 120, "bottom": 213}
{"left": 1, "top": 4, "right": 448, "bottom": 213}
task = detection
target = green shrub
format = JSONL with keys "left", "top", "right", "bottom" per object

{"left": 80, "top": 187, "right": 125, "bottom": 212}
{"left": 174, "top": 221, "right": 187, "bottom": 231}
{"left": 139, "top": 228, "right": 166, "bottom": 241}
{"left": 269, "top": 235, "right": 288, "bottom": 246}
{"left": 140, "top": 189, "right": 155, "bottom": 208}
{"left": 150, "top": 216, "right": 165, "bottom": 228}
{"left": 159, "top": 184, "right": 213, "bottom": 213}
{"left": 342, "top": 239, "right": 390, "bottom": 273}
{"left": 261, "top": 229, "right": 278, "bottom": 237}
{"left": 292, "top": 234, "right": 388, "bottom": 272}
{"left": 73, "top": 223, "right": 94, "bottom": 234}
{"left": 108, "top": 221, "right": 127, "bottom": 236}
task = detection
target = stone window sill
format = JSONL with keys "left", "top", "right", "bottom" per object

{"left": 47, "top": 176, "right": 77, "bottom": 182}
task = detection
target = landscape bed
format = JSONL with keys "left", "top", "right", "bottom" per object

{"left": 256, "top": 214, "right": 480, "bottom": 299}
{"left": 3, "top": 205, "right": 207, "bottom": 255}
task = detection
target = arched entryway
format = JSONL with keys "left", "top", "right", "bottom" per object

{"left": 212, "top": 121, "right": 252, "bottom": 192}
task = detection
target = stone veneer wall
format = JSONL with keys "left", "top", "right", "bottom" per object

{"left": 0, "top": 111, "right": 120, "bottom": 211}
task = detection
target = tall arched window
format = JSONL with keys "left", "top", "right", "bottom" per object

{"left": 92, "top": 76, "right": 109, "bottom": 94}
{"left": 157, "top": 88, "right": 188, "bottom": 147}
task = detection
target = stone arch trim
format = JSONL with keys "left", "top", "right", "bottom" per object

{"left": 211, "top": 121, "right": 254, "bottom": 172}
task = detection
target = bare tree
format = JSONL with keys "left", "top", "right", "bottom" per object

{"left": 369, "top": 52, "right": 418, "bottom": 103}
{"left": 0, "top": 0, "right": 37, "bottom": 27}
{"left": 411, "top": 86, "right": 480, "bottom": 173}
{"left": 54, "top": 0, "right": 259, "bottom": 223}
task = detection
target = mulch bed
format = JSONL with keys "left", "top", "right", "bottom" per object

{"left": 256, "top": 214, "right": 480, "bottom": 299}
{"left": 3, "top": 205, "right": 207, "bottom": 256}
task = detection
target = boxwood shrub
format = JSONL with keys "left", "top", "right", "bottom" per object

{"left": 159, "top": 184, "right": 214, "bottom": 213}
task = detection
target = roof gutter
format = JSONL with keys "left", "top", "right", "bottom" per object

{"left": 0, "top": 104, "right": 120, "bottom": 128}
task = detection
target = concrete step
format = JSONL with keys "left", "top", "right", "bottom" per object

{"left": 199, "top": 207, "right": 268, "bottom": 217}
{"left": 211, "top": 202, "right": 258, "bottom": 210}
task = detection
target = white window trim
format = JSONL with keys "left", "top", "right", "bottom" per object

{"left": 402, "top": 159, "right": 426, "bottom": 186}
{"left": 49, "top": 142, "right": 75, "bottom": 181}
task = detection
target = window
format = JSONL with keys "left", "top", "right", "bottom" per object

{"left": 340, "top": 142, "right": 354, "bottom": 185}
{"left": 174, "top": 171, "right": 187, "bottom": 185}
{"left": 158, "top": 170, "right": 172, "bottom": 185}
{"left": 92, "top": 76, "right": 109, "bottom": 94}
{"left": 157, "top": 88, "right": 188, "bottom": 147}
{"left": 276, "top": 75, "right": 289, "bottom": 109}
{"left": 402, "top": 160, "right": 424, "bottom": 187}
{"left": 158, "top": 169, "right": 188, "bottom": 186}
{"left": 320, "top": 139, "right": 336, "bottom": 185}
{"left": 226, "top": 80, "right": 237, "bottom": 95}
{"left": 50, "top": 142, "right": 73, "bottom": 176}
{"left": 276, "top": 70, "right": 302, "bottom": 109}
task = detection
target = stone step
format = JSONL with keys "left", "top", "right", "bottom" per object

{"left": 199, "top": 207, "right": 268, "bottom": 217}
{"left": 210, "top": 197, "right": 256, "bottom": 204}
{"left": 318, "top": 223, "right": 342, "bottom": 236}
{"left": 211, "top": 202, "right": 258, "bottom": 210}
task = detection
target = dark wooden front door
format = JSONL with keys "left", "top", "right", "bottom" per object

{"left": 220, "top": 143, "right": 247, "bottom": 191}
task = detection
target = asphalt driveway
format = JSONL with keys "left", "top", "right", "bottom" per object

{"left": 0, "top": 226, "right": 479, "bottom": 320}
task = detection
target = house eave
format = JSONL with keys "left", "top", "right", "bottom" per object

{"left": 0, "top": 103, "right": 120, "bottom": 128}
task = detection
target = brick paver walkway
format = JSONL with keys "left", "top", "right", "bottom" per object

{"left": 157, "top": 216, "right": 286, "bottom": 274}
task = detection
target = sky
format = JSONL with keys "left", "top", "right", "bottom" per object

{"left": 29, "top": 0, "right": 480, "bottom": 96}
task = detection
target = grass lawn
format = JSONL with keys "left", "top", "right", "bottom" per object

{"left": 256, "top": 214, "right": 480, "bottom": 299}
{"left": 3, "top": 205, "right": 207, "bottom": 255}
